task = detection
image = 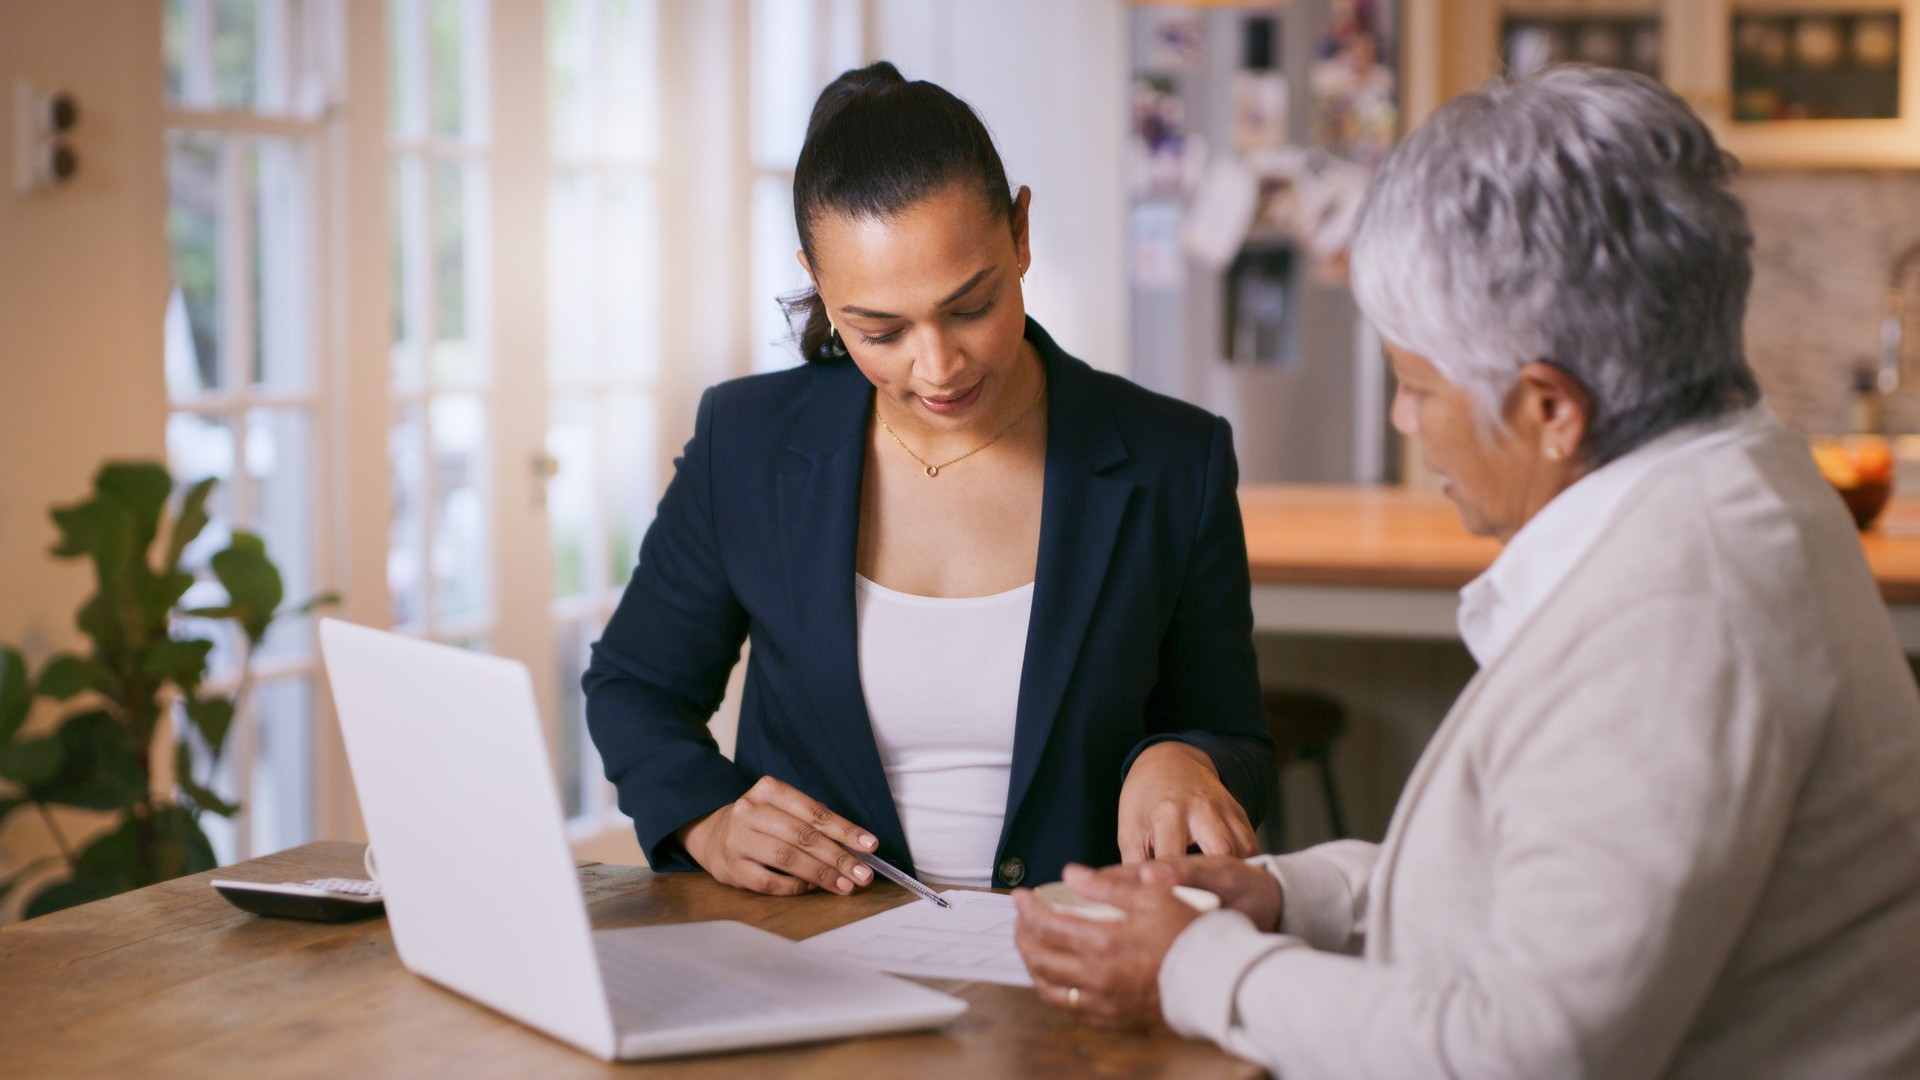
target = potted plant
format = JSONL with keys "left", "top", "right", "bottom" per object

{"left": 0, "top": 462, "right": 334, "bottom": 918}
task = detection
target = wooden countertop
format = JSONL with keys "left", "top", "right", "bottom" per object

{"left": 0, "top": 842, "right": 1258, "bottom": 1079}
{"left": 1241, "top": 484, "right": 1920, "bottom": 605}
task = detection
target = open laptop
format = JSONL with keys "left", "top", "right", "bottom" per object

{"left": 318, "top": 618, "right": 966, "bottom": 1062}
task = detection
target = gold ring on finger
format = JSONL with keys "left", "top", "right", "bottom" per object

{"left": 1067, "top": 986, "right": 1080, "bottom": 1011}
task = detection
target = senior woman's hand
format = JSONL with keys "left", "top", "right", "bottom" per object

{"left": 1013, "top": 862, "right": 1206, "bottom": 1029}
{"left": 1117, "top": 742, "right": 1260, "bottom": 862}
{"left": 676, "top": 775, "right": 880, "bottom": 896}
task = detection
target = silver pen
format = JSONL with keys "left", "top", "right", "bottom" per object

{"left": 845, "top": 844, "right": 950, "bottom": 908}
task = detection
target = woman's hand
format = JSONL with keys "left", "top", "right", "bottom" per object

{"left": 1137, "top": 854, "right": 1284, "bottom": 932}
{"left": 1117, "top": 741, "right": 1260, "bottom": 862}
{"left": 1012, "top": 862, "right": 1204, "bottom": 1030}
{"left": 676, "top": 776, "right": 880, "bottom": 896}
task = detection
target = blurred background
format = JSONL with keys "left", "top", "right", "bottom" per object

{"left": 6, "top": 0, "right": 1920, "bottom": 919}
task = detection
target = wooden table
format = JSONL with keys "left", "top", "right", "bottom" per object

{"left": 0, "top": 842, "right": 1260, "bottom": 1079}
{"left": 1241, "top": 484, "right": 1920, "bottom": 651}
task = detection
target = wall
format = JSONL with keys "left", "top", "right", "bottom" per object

{"left": 1736, "top": 170, "right": 1920, "bottom": 433}
{"left": 0, "top": 2, "right": 169, "bottom": 915}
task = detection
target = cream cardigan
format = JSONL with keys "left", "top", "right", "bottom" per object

{"left": 1160, "top": 416, "right": 1920, "bottom": 1079}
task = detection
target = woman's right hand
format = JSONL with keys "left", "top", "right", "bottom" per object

{"left": 1137, "top": 855, "right": 1285, "bottom": 933}
{"left": 676, "top": 775, "right": 880, "bottom": 896}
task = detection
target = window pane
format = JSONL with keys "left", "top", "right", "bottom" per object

{"left": 750, "top": 0, "right": 816, "bottom": 168}
{"left": 602, "top": 172, "right": 658, "bottom": 380}
{"left": 600, "top": 0, "right": 659, "bottom": 161}
{"left": 557, "top": 619, "right": 588, "bottom": 818}
{"left": 252, "top": 676, "right": 314, "bottom": 856}
{"left": 430, "top": 0, "right": 474, "bottom": 138}
{"left": 824, "top": 0, "right": 863, "bottom": 76}
{"left": 391, "top": 0, "right": 424, "bottom": 137}
{"left": 430, "top": 393, "right": 490, "bottom": 622}
{"left": 392, "top": 157, "right": 426, "bottom": 389}
{"left": 603, "top": 391, "right": 657, "bottom": 592}
{"left": 248, "top": 407, "right": 314, "bottom": 666}
{"left": 549, "top": 0, "right": 594, "bottom": 158}
{"left": 165, "top": 0, "right": 189, "bottom": 102}
{"left": 431, "top": 161, "right": 485, "bottom": 385}
{"left": 251, "top": 139, "right": 313, "bottom": 391}
{"left": 548, "top": 395, "right": 597, "bottom": 601}
{"left": 389, "top": 402, "right": 427, "bottom": 628}
{"left": 751, "top": 174, "right": 803, "bottom": 373}
{"left": 167, "top": 412, "right": 237, "bottom": 570}
{"left": 548, "top": 170, "right": 596, "bottom": 383}
{"left": 166, "top": 134, "right": 226, "bottom": 398}
{"left": 215, "top": 0, "right": 259, "bottom": 109}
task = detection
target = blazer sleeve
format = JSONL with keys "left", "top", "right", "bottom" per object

{"left": 1123, "top": 415, "right": 1276, "bottom": 827}
{"left": 1156, "top": 595, "right": 1808, "bottom": 1080}
{"left": 583, "top": 387, "right": 754, "bottom": 870}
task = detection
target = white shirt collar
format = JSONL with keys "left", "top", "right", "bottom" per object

{"left": 1456, "top": 405, "right": 1772, "bottom": 667}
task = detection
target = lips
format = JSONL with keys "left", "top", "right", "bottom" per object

{"left": 918, "top": 381, "right": 984, "bottom": 415}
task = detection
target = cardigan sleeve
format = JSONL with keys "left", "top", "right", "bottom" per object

{"left": 1123, "top": 415, "right": 1276, "bottom": 828}
{"left": 1156, "top": 594, "right": 1810, "bottom": 1080}
{"left": 583, "top": 386, "right": 754, "bottom": 870}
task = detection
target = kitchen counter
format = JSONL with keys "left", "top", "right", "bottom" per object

{"left": 1241, "top": 484, "right": 1920, "bottom": 651}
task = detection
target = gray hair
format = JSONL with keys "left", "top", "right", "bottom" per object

{"left": 1350, "top": 64, "right": 1760, "bottom": 466}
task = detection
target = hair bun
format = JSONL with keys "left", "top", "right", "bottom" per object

{"left": 807, "top": 61, "right": 909, "bottom": 140}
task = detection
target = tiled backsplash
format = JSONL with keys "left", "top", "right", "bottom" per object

{"left": 1735, "top": 170, "right": 1920, "bottom": 434}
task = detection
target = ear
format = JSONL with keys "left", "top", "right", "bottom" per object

{"left": 795, "top": 248, "right": 815, "bottom": 287}
{"left": 1011, "top": 185, "right": 1032, "bottom": 275}
{"left": 1515, "top": 360, "right": 1592, "bottom": 461}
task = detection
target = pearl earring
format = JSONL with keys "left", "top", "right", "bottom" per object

{"left": 1545, "top": 445, "right": 1564, "bottom": 462}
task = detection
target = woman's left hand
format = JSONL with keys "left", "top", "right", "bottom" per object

{"left": 1117, "top": 741, "right": 1260, "bottom": 862}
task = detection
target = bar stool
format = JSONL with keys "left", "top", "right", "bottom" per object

{"left": 1261, "top": 686, "right": 1350, "bottom": 852}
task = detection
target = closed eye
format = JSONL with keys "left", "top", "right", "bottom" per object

{"left": 953, "top": 301, "right": 995, "bottom": 321}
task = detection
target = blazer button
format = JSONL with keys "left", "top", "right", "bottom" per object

{"left": 998, "top": 857, "right": 1025, "bottom": 886}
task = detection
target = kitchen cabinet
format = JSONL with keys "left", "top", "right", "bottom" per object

{"left": 1438, "top": 0, "right": 1920, "bottom": 167}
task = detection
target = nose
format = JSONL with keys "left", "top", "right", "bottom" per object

{"left": 913, "top": 326, "right": 966, "bottom": 388}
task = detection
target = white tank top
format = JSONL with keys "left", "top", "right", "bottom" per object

{"left": 855, "top": 573, "right": 1032, "bottom": 887}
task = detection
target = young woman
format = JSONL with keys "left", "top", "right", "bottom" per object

{"left": 584, "top": 62, "right": 1273, "bottom": 896}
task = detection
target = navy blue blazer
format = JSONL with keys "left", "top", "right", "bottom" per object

{"left": 584, "top": 319, "right": 1274, "bottom": 887}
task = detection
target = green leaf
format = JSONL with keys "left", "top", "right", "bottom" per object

{"left": 175, "top": 742, "right": 238, "bottom": 818}
{"left": 142, "top": 638, "right": 213, "bottom": 687}
{"left": 24, "top": 820, "right": 142, "bottom": 917}
{"left": 32, "top": 711, "right": 142, "bottom": 811}
{"left": 138, "top": 570, "right": 197, "bottom": 626}
{"left": 180, "top": 605, "right": 237, "bottom": 620}
{"left": 163, "top": 477, "right": 217, "bottom": 573}
{"left": 1, "top": 647, "right": 28, "bottom": 743}
{"left": 74, "top": 593, "right": 128, "bottom": 662}
{"left": 211, "top": 531, "right": 283, "bottom": 645}
{"left": 284, "top": 590, "right": 342, "bottom": 618}
{"left": 149, "top": 803, "right": 218, "bottom": 879}
{"left": 51, "top": 498, "right": 137, "bottom": 587}
{"left": 95, "top": 461, "right": 174, "bottom": 554}
{"left": 0, "top": 737, "right": 64, "bottom": 787}
{"left": 184, "top": 695, "right": 236, "bottom": 755}
{"left": 36, "top": 654, "right": 109, "bottom": 700}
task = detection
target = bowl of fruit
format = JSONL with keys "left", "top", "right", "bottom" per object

{"left": 1810, "top": 436, "right": 1894, "bottom": 531}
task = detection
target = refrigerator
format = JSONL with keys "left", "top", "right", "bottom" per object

{"left": 1126, "top": 1, "right": 1399, "bottom": 484}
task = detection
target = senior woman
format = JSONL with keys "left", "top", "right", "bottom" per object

{"left": 1012, "top": 65, "right": 1920, "bottom": 1078}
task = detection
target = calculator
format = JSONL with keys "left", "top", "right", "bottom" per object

{"left": 211, "top": 877, "right": 386, "bottom": 923}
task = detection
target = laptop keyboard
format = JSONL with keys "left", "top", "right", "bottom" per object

{"left": 597, "top": 940, "right": 782, "bottom": 1031}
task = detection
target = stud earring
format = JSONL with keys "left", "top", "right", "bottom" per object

{"left": 1545, "top": 445, "right": 1564, "bottom": 462}
{"left": 827, "top": 321, "right": 844, "bottom": 352}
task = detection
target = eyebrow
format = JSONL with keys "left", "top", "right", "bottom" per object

{"left": 838, "top": 268, "right": 996, "bottom": 320}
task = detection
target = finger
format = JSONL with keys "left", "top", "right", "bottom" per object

{"left": 1187, "top": 809, "right": 1236, "bottom": 857}
{"left": 1227, "top": 811, "right": 1261, "bottom": 857}
{"left": 1117, "top": 818, "right": 1150, "bottom": 864}
{"left": 742, "top": 801, "right": 875, "bottom": 889}
{"left": 736, "top": 828, "right": 858, "bottom": 894}
{"left": 1013, "top": 886, "right": 1113, "bottom": 954}
{"left": 727, "top": 856, "right": 814, "bottom": 897}
{"left": 1150, "top": 804, "right": 1192, "bottom": 861}
{"left": 754, "top": 777, "right": 878, "bottom": 852}
{"left": 1064, "top": 862, "right": 1154, "bottom": 910}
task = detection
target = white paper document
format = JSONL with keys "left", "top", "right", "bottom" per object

{"left": 802, "top": 890, "right": 1032, "bottom": 987}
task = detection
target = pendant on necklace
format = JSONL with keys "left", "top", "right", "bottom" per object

{"left": 925, "top": 465, "right": 939, "bottom": 477}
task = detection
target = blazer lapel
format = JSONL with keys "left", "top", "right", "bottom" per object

{"left": 1003, "top": 346, "right": 1136, "bottom": 830}
{"left": 773, "top": 362, "right": 909, "bottom": 857}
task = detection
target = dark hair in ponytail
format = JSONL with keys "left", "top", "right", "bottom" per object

{"left": 781, "top": 61, "right": 1016, "bottom": 363}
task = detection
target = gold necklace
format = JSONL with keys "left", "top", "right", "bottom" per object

{"left": 875, "top": 382, "right": 1046, "bottom": 477}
